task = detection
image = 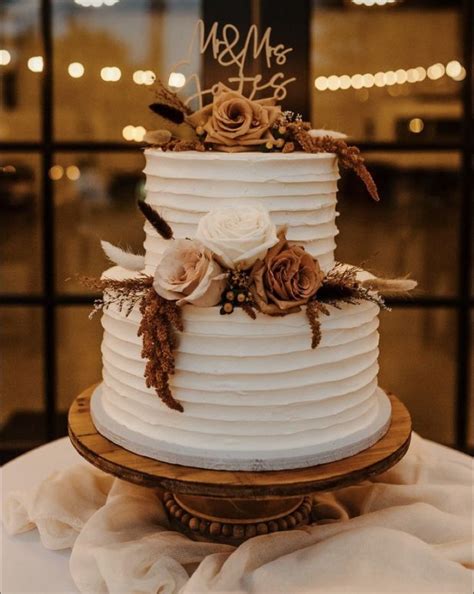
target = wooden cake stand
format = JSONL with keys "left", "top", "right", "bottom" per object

{"left": 68, "top": 385, "right": 411, "bottom": 545}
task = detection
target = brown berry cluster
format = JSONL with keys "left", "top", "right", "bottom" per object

{"left": 220, "top": 270, "right": 252, "bottom": 315}
{"left": 262, "top": 113, "right": 310, "bottom": 153}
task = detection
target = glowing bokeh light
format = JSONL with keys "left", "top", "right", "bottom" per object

{"left": 351, "top": 74, "right": 364, "bottom": 89}
{"left": 408, "top": 118, "right": 424, "bottom": 134}
{"left": 28, "top": 56, "right": 44, "bottom": 72}
{"left": 66, "top": 165, "right": 81, "bottom": 181}
{"left": 168, "top": 72, "right": 186, "bottom": 88}
{"left": 427, "top": 63, "right": 445, "bottom": 80}
{"left": 68, "top": 62, "right": 85, "bottom": 78}
{"left": 0, "top": 50, "right": 11, "bottom": 66}
{"left": 74, "top": 0, "right": 119, "bottom": 6}
{"left": 49, "top": 165, "right": 64, "bottom": 180}
{"left": 100, "top": 66, "right": 121, "bottom": 81}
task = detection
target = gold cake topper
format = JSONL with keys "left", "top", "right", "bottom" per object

{"left": 169, "top": 20, "right": 296, "bottom": 109}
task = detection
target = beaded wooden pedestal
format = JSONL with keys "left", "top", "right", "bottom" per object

{"left": 68, "top": 385, "right": 411, "bottom": 546}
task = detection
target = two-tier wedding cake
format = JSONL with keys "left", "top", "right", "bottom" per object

{"left": 84, "top": 44, "right": 414, "bottom": 471}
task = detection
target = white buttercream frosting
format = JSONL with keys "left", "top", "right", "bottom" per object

{"left": 91, "top": 150, "right": 390, "bottom": 469}
{"left": 96, "top": 265, "right": 384, "bottom": 461}
{"left": 143, "top": 150, "right": 340, "bottom": 273}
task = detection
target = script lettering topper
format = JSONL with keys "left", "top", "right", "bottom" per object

{"left": 169, "top": 20, "right": 296, "bottom": 109}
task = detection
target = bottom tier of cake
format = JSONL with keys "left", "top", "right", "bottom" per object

{"left": 91, "top": 384, "right": 391, "bottom": 470}
{"left": 90, "top": 266, "right": 392, "bottom": 470}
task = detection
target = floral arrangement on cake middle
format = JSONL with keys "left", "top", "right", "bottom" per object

{"left": 83, "top": 202, "right": 416, "bottom": 413}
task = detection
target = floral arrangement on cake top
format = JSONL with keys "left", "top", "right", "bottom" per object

{"left": 146, "top": 82, "right": 380, "bottom": 201}
{"left": 83, "top": 203, "right": 416, "bottom": 412}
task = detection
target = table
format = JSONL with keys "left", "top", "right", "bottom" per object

{"left": 1, "top": 438, "right": 83, "bottom": 594}
{"left": 2, "top": 434, "right": 471, "bottom": 594}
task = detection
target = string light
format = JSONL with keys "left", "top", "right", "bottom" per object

{"left": 168, "top": 72, "right": 186, "bottom": 88}
{"left": 446, "top": 60, "right": 462, "bottom": 78}
{"left": 327, "top": 75, "right": 340, "bottom": 91}
{"left": 122, "top": 125, "right": 146, "bottom": 142}
{"left": 374, "top": 72, "right": 385, "bottom": 87}
{"left": 68, "top": 62, "right": 85, "bottom": 78}
{"left": 66, "top": 165, "right": 81, "bottom": 181}
{"left": 427, "top": 63, "right": 445, "bottom": 80}
{"left": 49, "top": 165, "right": 64, "bottom": 181}
{"left": 339, "top": 75, "right": 352, "bottom": 90}
{"left": 28, "top": 56, "right": 44, "bottom": 72}
{"left": 362, "top": 73, "right": 375, "bottom": 88}
{"left": 352, "top": 0, "right": 397, "bottom": 5}
{"left": 406, "top": 68, "right": 419, "bottom": 83}
{"left": 384, "top": 71, "right": 397, "bottom": 85}
{"left": 0, "top": 49, "right": 11, "bottom": 66}
{"left": 314, "top": 76, "right": 329, "bottom": 91}
{"left": 100, "top": 66, "right": 121, "bottom": 81}
{"left": 395, "top": 69, "right": 408, "bottom": 84}
{"left": 408, "top": 118, "right": 424, "bottom": 134}
{"left": 74, "top": 0, "right": 119, "bottom": 6}
{"left": 314, "top": 60, "right": 464, "bottom": 92}
{"left": 451, "top": 67, "right": 466, "bottom": 82}
{"left": 351, "top": 74, "right": 364, "bottom": 89}
{"left": 132, "top": 70, "right": 155, "bottom": 85}
{"left": 415, "top": 66, "right": 427, "bottom": 81}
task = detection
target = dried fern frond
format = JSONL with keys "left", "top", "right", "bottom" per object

{"left": 80, "top": 274, "right": 153, "bottom": 317}
{"left": 137, "top": 200, "right": 174, "bottom": 240}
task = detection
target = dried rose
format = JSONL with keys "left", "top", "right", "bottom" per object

{"left": 186, "top": 84, "right": 281, "bottom": 152}
{"left": 195, "top": 204, "right": 278, "bottom": 270}
{"left": 250, "top": 231, "right": 324, "bottom": 315}
{"left": 153, "top": 239, "right": 226, "bottom": 307}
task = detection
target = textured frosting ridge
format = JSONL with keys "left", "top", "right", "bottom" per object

{"left": 143, "top": 150, "right": 340, "bottom": 273}
{"left": 98, "top": 266, "right": 383, "bottom": 456}
{"left": 92, "top": 149, "right": 390, "bottom": 469}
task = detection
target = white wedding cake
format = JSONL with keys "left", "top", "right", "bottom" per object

{"left": 90, "top": 148, "right": 392, "bottom": 470}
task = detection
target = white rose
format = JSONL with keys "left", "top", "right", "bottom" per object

{"left": 195, "top": 204, "right": 278, "bottom": 270}
{"left": 153, "top": 239, "right": 226, "bottom": 307}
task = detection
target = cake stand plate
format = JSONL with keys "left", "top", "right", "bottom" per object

{"left": 68, "top": 385, "right": 411, "bottom": 545}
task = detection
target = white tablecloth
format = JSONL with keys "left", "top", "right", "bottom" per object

{"left": 1, "top": 435, "right": 473, "bottom": 594}
{"left": 1, "top": 439, "right": 84, "bottom": 593}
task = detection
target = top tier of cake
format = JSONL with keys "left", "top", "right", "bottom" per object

{"left": 143, "top": 149, "right": 340, "bottom": 273}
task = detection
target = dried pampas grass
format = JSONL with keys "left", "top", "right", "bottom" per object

{"left": 100, "top": 241, "right": 145, "bottom": 271}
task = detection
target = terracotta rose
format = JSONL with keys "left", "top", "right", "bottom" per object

{"left": 250, "top": 231, "right": 324, "bottom": 315}
{"left": 186, "top": 84, "right": 281, "bottom": 152}
{"left": 153, "top": 239, "right": 226, "bottom": 307}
